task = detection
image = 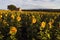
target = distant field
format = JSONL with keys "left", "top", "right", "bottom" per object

{"left": 0, "top": 10, "right": 60, "bottom": 15}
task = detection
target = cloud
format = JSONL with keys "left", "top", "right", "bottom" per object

{"left": 26, "top": 0, "right": 60, "bottom": 9}
{"left": 0, "top": 0, "right": 60, "bottom": 9}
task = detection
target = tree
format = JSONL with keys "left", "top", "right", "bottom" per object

{"left": 7, "top": 5, "right": 17, "bottom": 11}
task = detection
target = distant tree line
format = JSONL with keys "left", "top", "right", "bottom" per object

{"left": 7, "top": 5, "right": 20, "bottom": 11}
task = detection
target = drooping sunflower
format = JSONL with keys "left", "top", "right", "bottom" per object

{"left": 9, "top": 26, "right": 17, "bottom": 35}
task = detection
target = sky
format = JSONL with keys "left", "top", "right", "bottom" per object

{"left": 0, "top": 0, "right": 60, "bottom": 10}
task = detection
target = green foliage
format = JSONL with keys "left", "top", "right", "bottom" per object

{"left": 0, "top": 11, "right": 60, "bottom": 40}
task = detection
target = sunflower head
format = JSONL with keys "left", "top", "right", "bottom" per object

{"left": 41, "top": 21, "right": 46, "bottom": 28}
{"left": 50, "top": 19, "right": 54, "bottom": 24}
{"left": 11, "top": 14, "right": 15, "bottom": 19}
{"left": 9, "top": 26, "right": 17, "bottom": 35}
{"left": 0, "top": 15, "right": 2, "bottom": 19}
{"left": 16, "top": 16, "right": 21, "bottom": 22}
{"left": 48, "top": 19, "right": 54, "bottom": 28}
{"left": 32, "top": 16, "right": 36, "bottom": 24}
{"left": 48, "top": 22, "right": 52, "bottom": 28}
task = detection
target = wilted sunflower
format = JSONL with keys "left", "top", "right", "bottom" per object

{"left": 9, "top": 26, "right": 17, "bottom": 35}
{"left": 32, "top": 16, "right": 36, "bottom": 24}
{"left": 16, "top": 16, "right": 21, "bottom": 22}
{"left": 41, "top": 21, "right": 46, "bottom": 28}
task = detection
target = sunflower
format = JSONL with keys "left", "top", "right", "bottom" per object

{"left": 32, "top": 16, "right": 36, "bottom": 24}
{"left": 11, "top": 14, "right": 15, "bottom": 19}
{"left": 48, "top": 19, "right": 54, "bottom": 28}
{"left": 50, "top": 19, "right": 54, "bottom": 24}
{"left": 3, "top": 20, "right": 7, "bottom": 26}
{"left": 48, "top": 22, "right": 52, "bottom": 26}
{"left": 0, "top": 15, "right": 2, "bottom": 19}
{"left": 9, "top": 26, "right": 17, "bottom": 35}
{"left": 41, "top": 21, "right": 46, "bottom": 28}
{"left": 5, "top": 14, "right": 8, "bottom": 17}
{"left": 16, "top": 16, "right": 21, "bottom": 22}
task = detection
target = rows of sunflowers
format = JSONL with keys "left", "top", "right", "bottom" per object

{"left": 0, "top": 10, "right": 60, "bottom": 40}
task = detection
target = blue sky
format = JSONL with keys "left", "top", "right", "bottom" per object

{"left": 0, "top": 0, "right": 60, "bottom": 9}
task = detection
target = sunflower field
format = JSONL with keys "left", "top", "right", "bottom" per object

{"left": 0, "top": 10, "right": 60, "bottom": 40}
